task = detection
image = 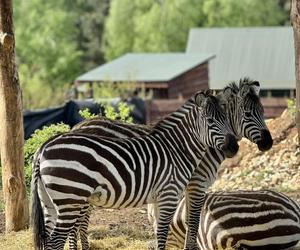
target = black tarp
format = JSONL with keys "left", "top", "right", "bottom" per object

{"left": 23, "top": 98, "right": 146, "bottom": 140}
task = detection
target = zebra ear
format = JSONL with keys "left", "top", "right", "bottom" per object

{"left": 223, "top": 87, "right": 233, "bottom": 99}
{"left": 195, "top": 92, "right": 207, "bottom": 107}
{"left": 250, "top": 81, "right": 260, "bottom": 95}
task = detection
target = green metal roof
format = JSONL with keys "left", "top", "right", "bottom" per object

{"left": 186, "top": 27, "right": 295, "bottom": 90}
{"left": 76, "top": 53, "right": 214, "bottom": 83}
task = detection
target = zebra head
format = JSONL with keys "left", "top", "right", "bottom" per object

{"left": 219, "top": 78, "right": 273, "bottom": 151}
{"left": 194, "top": 90, "right": 239, "bottom": 158}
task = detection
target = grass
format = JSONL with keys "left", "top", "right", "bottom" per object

{"left": 0, "top": 225, "right": 151, "bottom": 250}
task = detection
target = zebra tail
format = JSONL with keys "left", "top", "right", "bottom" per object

{"left": 31, "top": 151, "right": 45, "bottom": 250}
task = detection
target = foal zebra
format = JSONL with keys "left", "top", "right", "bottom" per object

{"left": 39, "top": 78, "right": 271, "bottom": 249}
{"left": 149, "top": 190, "right": 300, "bottom": 250}
{"left": 31, "top": 91, "right": 238, "bottom": 250}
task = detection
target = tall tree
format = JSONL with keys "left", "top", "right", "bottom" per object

{"left": 202, "top": 0, "right": 286, "bottom": 27}
{"left": 291, "top": 0, "right": 300, "bottom": 145}
{"left": 73, "top": 0, "right": 110, "bottom": 71}
{"left": 0, "top": 0, "right": 29, "bottom": 232}
{"left": 14, "top": 0, "right": 82, "bottom": 109}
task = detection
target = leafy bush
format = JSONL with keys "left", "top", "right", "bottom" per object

{"left": 79, "top": 108, "right": 98, "bottom": 119}
{"left": 24, "top": 123, "right": 70, "bottom": 190}
{"left": 287, "top": 98, "right": 296, "bottom": 115}
{"left": 104, "top": 102, "right": 133, "bottom": 123}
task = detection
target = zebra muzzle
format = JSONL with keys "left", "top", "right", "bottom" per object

{"left": 257, "top": 129, "right": 273, "bottom": 151}
{"left": 221, "top": 133, "right": 239, "bottom": 158}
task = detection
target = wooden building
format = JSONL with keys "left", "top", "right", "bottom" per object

{"left": 75, "top": 53, "right": 214, "bottom": 100}
{"left": 186, "top": 26, "right": 296, "bottom": 118}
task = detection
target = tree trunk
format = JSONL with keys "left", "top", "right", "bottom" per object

{"left": 291, "top": 0, "right": 300, "bottom": 146}
{"left": 0, "top": 0, "right": 29, "bottom": 232}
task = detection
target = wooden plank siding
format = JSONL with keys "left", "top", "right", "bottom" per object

{"left": 146, "top": 97, "right": 288, "bottom": 124}
{"left": 168, "top": 63, "right": 209, "bottom": 99}
{"left": 261, "top": 97, "right": 287, "bottom": 118}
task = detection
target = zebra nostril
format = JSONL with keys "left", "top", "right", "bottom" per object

{"left": 257, "top": 129, "right": 273, "bottom": 151}
{"left": 222, "top": 134, "right": 239, "bottom": 158}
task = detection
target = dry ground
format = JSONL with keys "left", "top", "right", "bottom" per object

{"left": 0, "top": 206, "right": 153, "bottom": 250}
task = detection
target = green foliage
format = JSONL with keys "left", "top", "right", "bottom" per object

{"left": 79, "top": 108, "right": 98, "bottom": 119}
{"left": 14, "top": 0, "right": 82, "bottom": 109}
{"left": 104, "top": 0, "right": 203, "bottom": 60}
{"left": 103, "top": 102, "right": 133, "bottom": 123}
{"left": 14, "top": 0, "right": 110, "bottom": 109}
{"left": 104, "top": 0, "right": 287, "bottom": 60}
{"left": 287, "top": 98, "right": 296, "bottom": 115}
{"left": 24, "top": 124, "right": 70, "bottom": 190}
{"left": 202, "top": 0, "right": 286, "bottom": 27}
{"left": 67, "top": 0, "right": 110, "bottom": 71}
{"left": 117, "top": 102, "right": 133, "bottom": 123}
{"left": 93, "top": 81, "right": 136, "bottom": 99}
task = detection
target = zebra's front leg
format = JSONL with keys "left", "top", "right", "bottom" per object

{"left": 155, "top": 191, "right": 180, "bottom": 250}
{"left": 183, "top": 183, "right": 206, "bottom": 250}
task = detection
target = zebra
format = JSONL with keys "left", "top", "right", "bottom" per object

{"left": 39, "top": 78, "right": 272, "bottom": 249}
{"left": 31, "top": 90, "right": 239, "bottom": 250}
{"left": 148, "top": 190, "right": 300, "bottom": 250}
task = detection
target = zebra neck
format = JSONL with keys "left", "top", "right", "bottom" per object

{"left": 151, "top": 104, "right": 205, "bottom": 166}
{"left": 227, "top": 98, "right": 240, "bottom": 138}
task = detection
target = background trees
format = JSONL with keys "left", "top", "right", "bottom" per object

{"left": 104, "top": 0, "right": 288, "bottom": 60}
{"left": 13, "top": 0, "right": 289, "bottom": 109}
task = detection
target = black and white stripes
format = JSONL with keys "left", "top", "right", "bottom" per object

{"left": 151, "top": 190, "right": 300, "bottom": 250}
{"left": 31, "top": 91, "right": 238, "bottom": 250}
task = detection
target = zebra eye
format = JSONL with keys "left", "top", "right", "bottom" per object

{"left": 244, "top": 111, "right": 252, "bottom": 118}
{"left": 207, "top": 118, "right": 214, "bottom": 125}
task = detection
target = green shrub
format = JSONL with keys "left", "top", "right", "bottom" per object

{"left": 79, "top": 108, "right": 98, "bottom": 119}
{"left": 24, "top": 123, "right": 70, "bottom": 190}
{"left": 104, "top": 102, "right": 133, "bottom": 123}
{"left": 287, "top": 98, "right": 296, "bottom": 115}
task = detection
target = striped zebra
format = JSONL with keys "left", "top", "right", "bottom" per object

{"left": 148, "top": 190, "right": 300, "bottom": 250}
{"left": 41, "top": 78, "right": 272, "bottom": 249}
{"left": 31, "top": 90, "right": 239, "bottom": 250}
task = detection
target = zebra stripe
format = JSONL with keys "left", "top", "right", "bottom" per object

{"left": 36, "top": 78, "right": 272, "bottom": 250}
{"left": 32, "top": 91, "right": 237, "bottom": 250}
{"left": 149, "top": 190, "right": 300, "bottom": 250}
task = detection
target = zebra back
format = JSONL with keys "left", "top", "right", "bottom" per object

{"left": 72, "top": 116, "right": 151, "bottom": 138}
{"left": 156, "top": 190, "right": 300, "bottom": 250}
{"left": 199, "top": 190, "right": 300, "bottom": 250}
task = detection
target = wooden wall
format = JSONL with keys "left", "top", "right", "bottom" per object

{"left": 146, "top": 97, "right": 288, "bottom": 124}
{"left": 168, "top": 62, "right": 209, "bottom": 99}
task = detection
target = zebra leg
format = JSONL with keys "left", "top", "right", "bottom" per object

{"left": 68, "top": 226, "right": 78, "bottom": 250}
{"left": 183, "top": 179, "right": 206, "bottom": 250}
{"left": 68, "top": 203, "right": 91, "bottom": 250}
{"left": 45, "top": 207, "right": 82, "bottom": 250}
{"left": 155, "top": 191, "right": 180, "bottom": 250}
{"left": 79, "top": 206, "right": 91, "bottom": 250}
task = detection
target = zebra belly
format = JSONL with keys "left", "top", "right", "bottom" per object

{"left": 87, "top": 188, "right": 154, "bottom": 209}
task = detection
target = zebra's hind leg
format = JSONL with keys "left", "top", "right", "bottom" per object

{"left": 79, "top": 205, "right": 92, "bottom": 250}
{"left": 68, "top": 204, "right": 91, "bottom": 250}
{"left": 68, "top": 226, "right": 78, "bottom": 250}
{"left": 45, "top": 206, "right": 82, "bottom": 250}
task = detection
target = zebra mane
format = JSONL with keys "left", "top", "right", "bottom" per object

{"left": 151, "top": 91, "right": 222, "bottom": 132}
{"left": 221, "top": 77, "right": 260, "bottom": 102}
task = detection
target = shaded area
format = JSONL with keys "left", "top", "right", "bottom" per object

{"left": 23, "top": 98, "right": 146, "bottom": 140}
